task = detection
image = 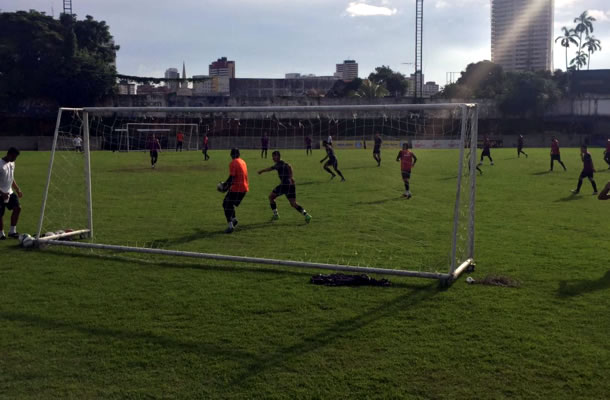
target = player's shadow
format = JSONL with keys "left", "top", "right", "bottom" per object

{"left": 531, "top": 170, "right": 552, "bottom": 175}
{"left": 353, "top": 197, "right": 405, "bottom": 206}
{"left": 555, "top": 194, "right": 583, "bottom": 202}
{"left": 557, "top": 270, "right": 610, "bottom": 297}
{"left": 438, "top": 175, "right": 458, "bottom": 181}
{"left": 151, "top": 223, "right": 274, "bottom": 247}
{"left": 296, "top": 180, "right": 325, "bottom": 186}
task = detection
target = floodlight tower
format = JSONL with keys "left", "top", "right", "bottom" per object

{"left": 414, "top": 0, "right": 424, "bottom": 100}
{"left": 63, "top": 0, "right": 73, "bottom": 16}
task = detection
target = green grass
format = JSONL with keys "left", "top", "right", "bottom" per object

{"left": 1, "top": 148, "right": 609, "bottom": 399}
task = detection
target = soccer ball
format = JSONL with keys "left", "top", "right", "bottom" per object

{"left": 217, "top": 181, "right": 227, "bottom": 192}
{"left": 18, "top": 233, "right": 31, "bottom": 245}
{"left": 22, "top": 235, "right": 35, "bottom": 248}
{"left": 466, "top": 276, "right": 475, "bottom": 284}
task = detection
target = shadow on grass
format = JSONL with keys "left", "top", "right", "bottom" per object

{"left": 557, "top": 270, "right": 610, "bottom": 297}
{"left": 228, "top": 281, "right": 439, "bottom": 387}
{"left": 143, "top": 223, "right": 275, "bottom": 247}
{"left": 555, "top": 194, "right": 582, "bottom": 202}
{"left": 353, "top": 197, "right": 404, "bottom": 206}
{"left": 531, "top": 170, "right": 552, "bottom": 176}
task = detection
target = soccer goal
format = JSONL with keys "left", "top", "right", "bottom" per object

{"left": 36, "top": 104, "right": 478, "bottom": 285}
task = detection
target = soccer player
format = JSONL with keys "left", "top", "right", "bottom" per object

{"left": 258, "top": 151, "right": 312, "bottom": 223}
{"left": 202, "top": 134, "right": 210, "bottom": 161}
{"left": 73, "top": 135, "right": 83, "bottom": 152}
{"left": 550, "top": 136, "right": 567, "bottom": 171}
{"left": 327, "top": 134, "right": 333, "bottom": 145}
{"left": 478, "top": 136, "right": 494, "bottom": 166}
{"left": 320, "top": 141, "right": 345, "bottom": 181}
{"left": 305, "top": 135, "right": 312, "bottom": 156}
{"left": 517, "top": 135, "right": 528, "bottom": 158}
{"left": 571, "top": 145, "right": 598, "bottom": 195}
{"left": 0, "top": 148, "right": 23, "bottom": 240}
{"left": 261, "top": 132, "right": 269, "bottom": 158}
{"left": 604, "top": 139, "right": 610, "bottom": 169}
{"left": 396, "top": 142, "right": 417, "bottom": 198}
{"left": 373, "top": 132, "right": 382, "bottom": 166}
{"left": 176, "top": 131, "right": 184, "bottom": 152}
{"left": 149, "top": 134, "right": 161, "bottom": 168}
{"left": 598, "top": 181, "right": 610, "bottom": 200}
{"left": 221, "top": 148, "right": 249, "bottom": 234}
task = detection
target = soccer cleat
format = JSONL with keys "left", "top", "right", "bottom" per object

{"left": 593, "top": 191, "right": 598, "bottom": 195}
{"left": 304, "top": 214, "right": 312, "bottom": 223}
{"left": 8, "top": 232, "right": 19, "bottom": 239}
{"left": 491, "top": 162, "right": 494, "bottom": 166}
{"left": 0, "top": 235, "right": 5, "bottom": 241}
{"left": 271, "top": 214, "right": 279, "bottom": 221}
{"left": 406, "top": 192, "right": 412, "bottom": 199}
{"left": 224, "top": 226, "right": 234, "bottom": 234}
{"left": 478, "top": 162, "right": 483, "bottom": 166}
{"left": 231, "top": 218, "right": 239, "bottom": 227}
{"left": 571, "top": 190, "right": 579, "bottom": 194}
{"left": 341, "top": 178, "right": 346, "bottom": 182}
{"left": 330, "top": 174, "right": 336, "bottom": 180}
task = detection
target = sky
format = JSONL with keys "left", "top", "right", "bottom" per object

{"left": 3, "top": 0, "right": 610, "bottom": 86}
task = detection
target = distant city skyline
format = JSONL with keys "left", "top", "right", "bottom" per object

{"left": 3, "top": 0, "right": 610, "bottom": 86}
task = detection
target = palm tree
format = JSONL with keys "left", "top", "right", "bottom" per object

{"left": 583, "top": 35, "right": 601, "bottom": 70}
{"left": 569, "top": 50, "right": 589, "bottom": 71}
{"left": 573, "top": 11, "right": 596, "bottom": 54}
{"left": 555, "top": 27, "right": 578, "bottom": 71}
{"left": 349, "top": 79, "right": 389, "bottom": 98}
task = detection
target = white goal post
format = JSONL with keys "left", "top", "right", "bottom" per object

{"left": 36, "top": 104, "right": 478, "bottom": 285}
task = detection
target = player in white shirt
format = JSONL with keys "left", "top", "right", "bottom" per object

{"left": 0, "top": 148, "right": 23, "bottom": 240}
{"left": 73, "top": 136, "right": 83, "bottom": 152}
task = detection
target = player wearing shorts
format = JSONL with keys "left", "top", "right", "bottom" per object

{"left": 202, "top": 134, "right": 210, "bottom": 160}
{"left": 320, "top": 141, "right": 345, "bottom": 181}
{"left": 571, "top": 145, "right": 598, "bottom": 195}
{"left": 305, "top": 135, "right": 312, "bottom": 156}
{"left": 221, "top": 148, "right": 249, "bottom": 233}
{"left": 176, "top": 131, "right": 184, "bottom": 152}
{"left": 550, "top": 136, "right": 567, "bottom": 171}
{"left": 261, "top": 133, "right": 269, "bottom": 159}
{"left": 396, "top": 142, "right": 417, "bottom": 198}
{"left": 517, "top": 135, "right": 528, "bottom": 158}
{"left": 258, "top": 151, "right": 312, "bottom": 223}
{"left": 373, "top": 132, "right": 382, "bottom": 166}
{"left": 479, "top": 136, "right": 494, "bottom": 165}
{"left": 149, "top": 134, "right": 161, "bottom": 168}
{"left": 0, "top": 147, "right": 23, "bottom": 240}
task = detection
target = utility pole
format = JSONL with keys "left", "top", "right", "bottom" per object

{"left": 414, "top": 0, "right": 424, "bottom": 101}
{"left": 63, "top": 0, "right": 73, "bottom": 16}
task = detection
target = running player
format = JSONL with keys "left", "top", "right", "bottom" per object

{"left": 149, "top": 134, "right": 161, "bottom": 168}
{"left": 396, "top": 142, "right": 417, "bottom": 198}
{"left": 258, "top": 151, "right": 312, "bottom": 223}
{"left": 305, "top": 135, "right": 312, "bottom": 156}
{"left": 373, "top": 132, "right": 382, "bottom": 166}
{"left": 261, "top": 133, "right": 269, "bottom": 158}
{"left": 517, "top": 135, "right": 528, "bottom": 158}
{"left": 220, "top": 148, "right": 249, "bottom": 233}
{"left": 550, "top": 136, "right": 567, "bottom": 171}
{"left": 202, "top": 134, "right": 210, "bottom": 160}
{"left": 571, "top": 145, "right": 598, "bottom": 195}
{"left": 176, "top": 131, "right": 184, "bottom": 152}
{"left": 604, "top": 139, "right": 610, "bottom": 169}
{"left": 479, "top": 136, "right": 494, "bottom": 166}
{"left": 320, "top": 141, "right": 345, "bottom": 181}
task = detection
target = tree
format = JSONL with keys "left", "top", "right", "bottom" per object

{"left": 572, "top": 11, "right": 596, "bottom": 70}
{"left": 498, "top": 71, "right": 561, "bottom": 116}
{"left": 368, "top": 66, "right": 409, "bottom": 97}
{"left": 437, "top": 60, "right": 504, "bottom": 99}
{"left": 583, "top": 35, "right": 601, "bottom": 69}
{"left": 0, "top": 10, "right": 118, "bottom": 108}
{"left": 555, "top": 27, "right": 578, "bottom": 71}
{"left": 349, "top": 79, "right": 389, "bottom": 98}
{"left": 326, "top": 78, "right": 362, "bottom": 98}
{"left": 570, "top": 50, "right": 589, "bottom": 71}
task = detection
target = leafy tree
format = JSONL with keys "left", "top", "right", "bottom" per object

{"left": 498, "top": 71, "right": 561, "bottom": 116}
{"left": 326, "top": 78, "right": 362, "bottom": 97}
{"left": 555, "top": 27, "right": 578, "bottom": 71}
{"left": 571, "top": 11, "right": 596, "bottom": 70}
{"left": 437, "top": 60, "right": 504, "bottom": 99}
{"left": 0, "top": 10, "right": 118, "bottom": 108}
{"left": 349, "top": 79, "right": 389, "bottom": 98}
{"left": 570, "top": 50, "right": 589, "bottom": 71}
{"left": 583, "top": 35, "right": 601, "bottom": 69}
{"left": 368, "top": 66, "right": 408, "bottom": 97}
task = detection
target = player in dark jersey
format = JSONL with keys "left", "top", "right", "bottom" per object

{"left": 202, "top": 134, "right": 210, "bottom": 160}
{"left": 478, "top": 136, "right": 494, "bottom": 166}
{"left": 550, "top": 136, "right": 567, "bottom": 171}
{"left": 305, "top": 135, "right": 313, "bottom": 156}
{"left": 320, "top": 141, "right": 345, "bottom": 181}
{"left": 373, "top": 132, "right": 382, "bottom": 166}
{"left": 261, "top": 133, "right": 269, "bottom": 158}
{"left": 396, "top": 142, "right": 418, "bottom": 198}
{"left": 571, "top": 145, "right": 598, "bottom": 195}
{"left": 258, "top": 151, "right": 312, "bottom": 223}
{"left": 148, "top": 134, "right": 161, "bottom": 168}
{"left": 604, "top": 139, "right": 610, "bottom": 169}
{"left": 517, "top": 135, "right": 528, "bottom": 158}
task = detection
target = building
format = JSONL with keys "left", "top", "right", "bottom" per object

{"left": 230, "top": 78, "right": 338, "bottom": 97}
{"left": 118, "top": 80, "right": 136, "bottom": 95}
{"left": 406, "top": 74, "right": 439, "bottom": 98}
{"left": 335, "top": 60, "right": 359, "bottom": 81}
{"left": 164, "top": 68, "right": 179, "bottom": 92}
{"left": 209, "top": 57, "right": 236, "bottom": 79}
{"left": 491, "top": 0, "right": 554, "bottom": 72}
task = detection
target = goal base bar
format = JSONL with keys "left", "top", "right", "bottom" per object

{"left": 36, "top": 229, "right": 91, "bottom": 242}
{"left": 39, "top": 240, "right": 473, "bottom": 281}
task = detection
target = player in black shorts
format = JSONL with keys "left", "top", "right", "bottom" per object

{"left": 478, "top": 136, "right": 494, "bottom": 166}
{"left": 320, "top": 141, "right": 345, "bottom": 181}
{"left": 373, "top": 132, "right": 382, "bottom": 166}
{"left": 571, "top": 145, "right": 598, "bottom": 195}
{"left": 258, "top": 151, "right": 312, "bottom": 223}
{"left": 517, "top": 135, "right": 528, "bottom": 158}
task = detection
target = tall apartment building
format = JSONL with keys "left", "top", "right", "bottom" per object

{"left": 335, "top": 60, "right": 359, "bottom": 80}
{"left": 491, "top": 0, "right": 554, "bottom": 72}
{"left": 209, "top": 57, "right": 236, "bottom": 78}
{"left": 164, "top": 68, "right": 179, "bottom": 92}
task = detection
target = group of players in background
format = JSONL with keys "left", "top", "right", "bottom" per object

{"left": 141, "top": 130, "right": 610, "bottom": 234}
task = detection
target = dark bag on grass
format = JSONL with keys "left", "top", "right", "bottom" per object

{"left": 310, "top": 273, "right": 391, "bottom": 287}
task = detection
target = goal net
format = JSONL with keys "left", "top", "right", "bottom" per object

{"left": 36, "top": 104, "right": 477, "bottom": 284}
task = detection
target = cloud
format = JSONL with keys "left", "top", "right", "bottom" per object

{"left": 588, "top": 9, "right": 610, "bottom": 22}
{"left": 434, "top": 0, "right": 486, "bottom": 9}
{"left": 346, "top": 1, "right": 397, "bottom": 17}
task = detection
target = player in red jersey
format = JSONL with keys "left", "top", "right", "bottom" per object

{"left": 202, "top": 134, "right": 210, "bottom": 160}
{"left": 550, "top": 136, "right": 567, "bottom": 171}
{"left": 571, "top": 145, "right": 598, "bottom": 195}
{"left": 176, "top": 131, "right": 184, "bottom": 152}
{"left": 220, "top": 148, "right": 249, "bottom": 233}
{"left": 396, "top": 142, "right": 418, "bottom": 198}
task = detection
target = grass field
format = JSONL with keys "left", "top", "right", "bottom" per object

{"left": 1, "top": 147, "right": 609, "bottom": 399}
